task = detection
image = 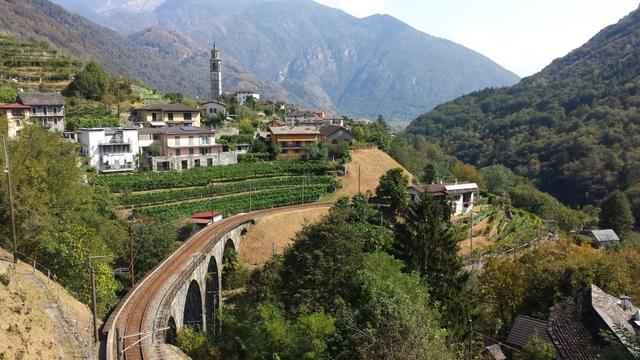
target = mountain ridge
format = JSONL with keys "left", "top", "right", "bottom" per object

{"left": 50, "top": 0, "right": 520, "bottom": 120}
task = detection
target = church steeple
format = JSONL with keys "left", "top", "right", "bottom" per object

{"left": 210, "top": 42, "right": 222, "bottom": 100}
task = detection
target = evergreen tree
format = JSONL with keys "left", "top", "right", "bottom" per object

{"left": 375, "top": 168, "right": 409, "bottom": 215}
{"left": 64, "top": 61, "right": 110, "bottom": 100}
{"left": 423, "top": 163, "right": 437, "bottom": 184}
{"left": 599, "top": 190, "right": 635, "bottom": 237}
{"left": 279, "top": 210, "right": 366, "bottom": 315}
{"left": 394, "top": 192, "right": 470, "bottom": 337}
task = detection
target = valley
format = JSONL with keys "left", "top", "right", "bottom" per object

{"left": 2, "top": 1, "right": 640, "bottom": 359}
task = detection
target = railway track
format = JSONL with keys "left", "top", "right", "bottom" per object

{"left": 103, "top": 202, "right": 332, "bottom": 360}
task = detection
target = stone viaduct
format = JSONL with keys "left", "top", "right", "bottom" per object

{"left": 102, "top": 203, "right": 331, "bottom": 360}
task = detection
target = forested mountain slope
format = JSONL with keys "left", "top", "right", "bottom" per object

{"left": 51, "top": 0, "right": 520, "bottom": 120}
{"left": 406, "top": 5, "right": 640, "bottom": 206}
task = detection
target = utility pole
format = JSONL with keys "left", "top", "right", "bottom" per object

{"left": 249, "top": 183, "right": 252, "bottom": 212}
{"left": 468, "top": 318, "right": 473, "bottom": 360}
{"left": 469, "top": 210, "right": 473, "bottom": 261}
{"left": 358, "top": 163, "right": 361, "bottom": 194}
{"left": 2, "top": 135, "right": 17, "bottom": 264}
{"left": 89, "top": 255, "right": 107, "bottom": 344}
{"left": 127, "top": 215, "right": 136, "bottom": 287}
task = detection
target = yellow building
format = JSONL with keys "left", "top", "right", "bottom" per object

{"left": 268, "top": 126, "right": 320, "bottom": 159}
{"left": 134, "top": 104, "right": 201, "bottom": 128}
{"left": 0, "top": 102, "right": 31, "bottom": 137}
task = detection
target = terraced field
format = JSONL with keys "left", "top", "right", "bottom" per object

{"left": 0, "top": 35, "right": 82, "bottom": 95}
{"left": 98, "top": 161, "right": 340, "bottom": 222}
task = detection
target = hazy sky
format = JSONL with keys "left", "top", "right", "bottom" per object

{"left": 315, "top": 0, "right": 639, "bottom": 77}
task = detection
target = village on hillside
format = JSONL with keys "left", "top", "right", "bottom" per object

{"left": 2, "top": 21, "right": 640, "bottom": 360}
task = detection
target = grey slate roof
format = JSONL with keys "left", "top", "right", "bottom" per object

{"left": 139, "top": 126, "right": 217, "bottom": 135}
{"left": 506, "top": 315, "right": 553, "bottom": 349}
{"left": 589, "top": 229, "right": 620, "bottom": 242}
{"left": 137, "top": 104, "right": 199, "bottom": 112}
{"left": 17, "top": 92, "right": 64, "bottom": 106}
{"left": 268, "top": 126, "right": 320, "bottom": 135}
{"left": 321, "top": 125, "right": 352, "bottom": 137}
{"left": 547, "top": 290, "right": 600, "bottom": 359}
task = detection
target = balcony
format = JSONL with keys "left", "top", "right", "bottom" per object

{"left": 99, "top": 136, "right": 132, "bottom": 145}
{"left": 100, "top": 163, "right": 134, "bottom": 172}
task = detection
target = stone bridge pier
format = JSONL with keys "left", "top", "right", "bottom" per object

{"left": 159, "top": 224, "right": 247, "bottom": 343}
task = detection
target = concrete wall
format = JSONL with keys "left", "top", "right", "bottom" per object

{"left": 151, "top": 151, "right": 238, "bottom": 172}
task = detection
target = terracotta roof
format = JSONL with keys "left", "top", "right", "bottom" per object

{"left": 506, "top": 315, "right": 554, "bottom": 350}
{"left": 0, "top": 102, "right": 30, "bottom": 109}
{"left": 190, "top": 211, "right": 222, "bottom": 224}
{"left": 137, "top": 104, "right": 199, "bottom": 112}
{"left": 16, "top": 92, "right": 64, "bottom": 106}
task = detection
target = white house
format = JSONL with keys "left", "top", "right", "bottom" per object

{"left": 78, "top": 127, "right": 139, "bottom": 173}
{"left": 409, "top": 182, "right": 478, "bottom": 216}
{"left": 235, "top": 90, "right": 261, "bottom": 105}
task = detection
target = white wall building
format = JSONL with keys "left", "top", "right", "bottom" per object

{"left": 78, "top": 127, "right": 139, "bottom": 173}
{"left": 235, "top": 91, "right": 261, "bottom": 105}
{"left": 409, "top": 182, "right": 478, "bottom": 216}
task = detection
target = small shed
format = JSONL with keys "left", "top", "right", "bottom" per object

{"left": 190, "top": 211, "right": 223, "bottom": 225}
{"left": 582, "top": 229, "right": 620, "bottom": 248}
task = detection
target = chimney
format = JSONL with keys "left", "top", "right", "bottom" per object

{"left": 621, "top": 295, "right": 632, "bottom": 311}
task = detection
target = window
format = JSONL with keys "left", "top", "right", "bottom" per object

{"left": 31, "top": 108, "right": 35, "bottom": 114}
{"left": 209, "top": 108, "right": 213, "bottom": 114}
{"left": 11, "top": 109, "right": 20, "bottom": 116}
{"left": 168, "top": 113, "right": 174, "bottom": 121}
{"left": 151, "top": 113, "right": 157, "bottom": 121}
{"left": 207, "top": 158, "right": 213, "bottom": 166}
{"left": 184, "top": 112, "right": 192, "bottom": 121}
{"left": 175, "top": 136, "right": 181, "bottom": 146}
{"left": 43, "top": 107, "right": 47, "bottom": 115}
{"left": 15, "top": 120, "right": 20, "bottom": 127}
{"left": 176, "top": 149, "right": 181, "bottom": 156}
{"left": 201, "top": 147, "right": 210, "bottom": 155}
{"left": 54, "top": 118, "right": 58, "bottom": 125}
{"left": 189, "top": 148, "right": 194, "bottom": 155}
{"left": 53, "top": 107, "right": 58, "bottom": 114}
{"left": 153, "top": 134, "right": 159, "bottom": 140}
{"left": 199, "top": 135, "right": 209, "bottom": 145}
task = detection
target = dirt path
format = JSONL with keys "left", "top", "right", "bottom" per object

{"left": 336, "top": 148, "right": 413, "bottom": 199}
{"left": 239, "top": 206, "right": 331, "bottom": 270}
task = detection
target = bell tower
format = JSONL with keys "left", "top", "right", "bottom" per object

{"left": 210, "top": 43, "right": 222, "bottom": 100}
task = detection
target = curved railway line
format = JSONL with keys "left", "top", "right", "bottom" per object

{"left": 103, "top": 202, "right": 332, "bottom": 360}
